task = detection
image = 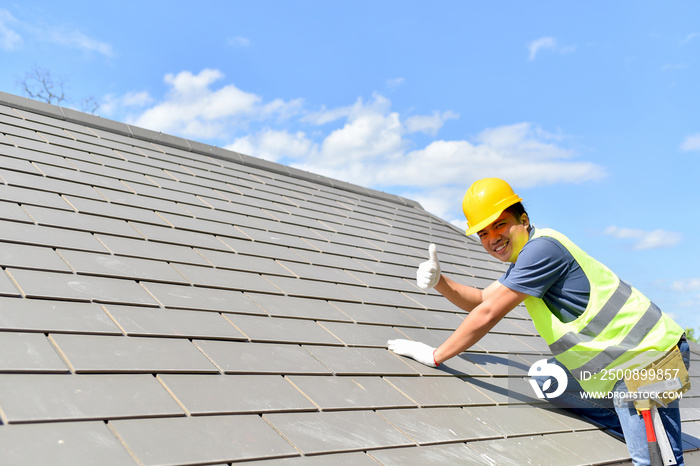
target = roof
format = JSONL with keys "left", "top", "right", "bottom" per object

{"left": 0, "top": 90, "right": 699, "bottom": 465}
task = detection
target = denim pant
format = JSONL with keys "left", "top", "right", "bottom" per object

{"left": 535, "top": 337, "right": 689, "bottom": 466}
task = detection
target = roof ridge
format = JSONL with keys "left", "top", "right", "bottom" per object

{"left": 0, "top": 91, "right": 421, "bottom": 210}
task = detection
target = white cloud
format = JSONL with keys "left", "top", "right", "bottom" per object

{"left": 671, "top": 278, "right": 700, "bottom": 292}
{"left": 528, "top": 37, "right": 556, "bottom": 60}
{"left": 527, "top": 36, "right": 575, "bottom": 61}
{"left": 680, "top": 133, "right": 700, "bottom": 151}
{"left": 405, "top": 111, "right": 459, "bottom": 135}
{"left": 227, "top": 36, "right": 250, "bottom": 47}
{"left": 386, "top": 77, "right": 404, "bottom": 90}
{"left": 301, "top": 104, "right": 354, "bottom": 125}
{"left": 604, "top": 226, "right": 682, "bottom": 250}
{"left": 47, "top": 28, "right": 114, "bottom": 57}
{"left": 680, "top": 33, "right": 700, "bottom": 46}
{"left": 100, "top": 91, "right": 154, "bottom": 115}
{"left": 122, "top": 70, "right": 606, "bottom": 223}
{"left": 0, "top": 9, "right": 22, "bottom": 50}
{"left": 225, "top": 129, "right": 316, "bottom": 162}
{"left": 127, "top": 69, "right": 302, "bottom": 139}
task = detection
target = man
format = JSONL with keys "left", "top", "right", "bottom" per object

{"left": 388, "top": 177, "right": 689, "bottom": 465}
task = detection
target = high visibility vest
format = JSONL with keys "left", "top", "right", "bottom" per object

{"left": 523, "top": 228, "right": 684, "bottom": 394}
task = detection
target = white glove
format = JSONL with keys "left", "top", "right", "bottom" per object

{"left": 388, "top": 339, "right": 438, "bottom": 367}
{"left": 416, "top": 244, "right": 441, "bottom": 290}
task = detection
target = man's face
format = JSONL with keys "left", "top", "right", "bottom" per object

{"left": 477, "top": 211, "right": 530, "bottom": 263}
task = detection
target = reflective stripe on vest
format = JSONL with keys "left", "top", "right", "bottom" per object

{"left": 522, "top": 228, "right": 684, "bottom": 394}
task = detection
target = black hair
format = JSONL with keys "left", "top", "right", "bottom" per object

{"left": 503, "top": 202, "right": 531, "bottom": 231}
{"left": 503, "top": 202, "right": 527, "bottom": 219}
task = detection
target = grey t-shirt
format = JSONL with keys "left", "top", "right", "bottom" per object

{"left": 499, "top": 228, "right": 591, "bottom": 323}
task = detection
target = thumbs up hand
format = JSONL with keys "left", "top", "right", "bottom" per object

{"left": 416, "top": 244, "right": 441, "bottom": 290}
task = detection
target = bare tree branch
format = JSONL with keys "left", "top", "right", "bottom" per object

{"left": 16, "top": 66, "right": 66, "bottom": 105}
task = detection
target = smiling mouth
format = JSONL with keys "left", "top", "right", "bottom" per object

{"left": 493, "top": 241, "right": 508, "bottom": 253}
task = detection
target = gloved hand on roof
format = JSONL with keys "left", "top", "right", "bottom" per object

{"left": 416, "top": 244, "right": 441, "bottom": 290}
{"left": 388, "top": 339, "right": 438, "bottom": 367}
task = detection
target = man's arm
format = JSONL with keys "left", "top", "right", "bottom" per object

{"left": 433, "top": 282, "right": 527, "bottom": 364}
{"left": 417, "top": 243, "right": 502, "bottom": 312}
{"left": 434, "top": 275, "right": 502, "bottom": 312}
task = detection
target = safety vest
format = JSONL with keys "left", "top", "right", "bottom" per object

{"left": 523, "top": 228, "right": 684, "bottom": 395}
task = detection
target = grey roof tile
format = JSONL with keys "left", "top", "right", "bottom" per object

{"left": 473, "top": 332, "right": 541, "bottom": 354}
{"left": 401, "top": 353, "right": 493, "bottom": 378}
{"left": 250, "top": 452, "right": 379, "bottom": 466}
{"left": 0, "top": 169, "right": 103, "bottom": 201}
{"left": 0, "top": 421, "right": 136, "bottom": 466}
{"left": 0, "top": 220, "right": 108, "bottom": 252}
{"left": 196, "top": 249, "right": 295, "bottom": 276}
{"left": 264, "top": 410, "right": 414, "bottom": 455}
{"left": 226, "top": 314, "right": 342, "bottom": 345}
{"left": 64, "top": 195, "right": 171, "bottom": 226}
{"left": 246, "top": 293, "right": 352, "bottom": 321}
{"left": 159, "top": 211, "right": 253, "bottom": 238}
{"left": 36, "top": 162, "right": 134, "bottom": 193}
{"left": 329, "top": 302, "right": 421, "bottom": 327}
{"left": 0, "top": 201, "right": 32, "bottom": 223}
{"left": 340, "top": 285, "right": 425, "bottom": 308}
{"left": 368, "top": 443, "right": 494, "bottom": 465}
{"left": 142, "top": 282, "right": 266, "bottom": 314}
{"left": 195, "top": 340, "right": 332, "bottom": 375}
{"left": 129, "top": 222, "right": 233, "bottom": 250}
{"left": 403, "top": 309, "right": 465, "bottom": 330}
{"left": 96, "top": 234, "right": 210, "bottom": 265}
{"left": 0, "top": 243, "right": 71, "bottom": 272}
{"left": 111, "top": 415, "right": 297, "bottom": 465}
{"left": 104, "top": 304, "right": 246, "bottom": 340}
{"left": 319, "top": 321, "right": 408, "bottom": 347}
{"left": 0, "top": 154, "right": 43, "bottom": 174}
{"left": 467, "top": 435, "right": 588, "bottom": 466}
{"left": 547, "top": 430, "right": 630, "bottom": 463}
{"left": 0, "top": 270, "right": 21, "bottom": 296}
{"left": 288, "top": 375, "right": 415, "bottom": 410}
{"left": 237, "top": 226, "right": 319, "bottom": 251}
{"left": 0, "top": 332, "right": 69, "bottom": 372}
{"left": 23, "top": 205, "right": 140, "bottom": 238}
{"left": 0, "top": 297, "right": 121, "bottom": 334}
{"left": 172, "top": 264, "right": 283, "bottom": 294}
{"left": 50, "top": 334, "right": 218, "bottom": 373}
{"left": 384, "top": 376, "right": 495, "bottom": 407}
{"left": 58, "top": 249, "right": 189, "bottom": 284}
{"left": 346, "top": 269, "right": 423, "bottom": 293}
{"left": 158, "top": 374, "right": 317, "bottom": 415}
{"left": 463, "top": 373, "right": 543, "bottom": 405}
{"left": 96, "top": 187, "right": 197, "bottom": 216}
{"left": 263, "top": 276, "right": 359, "bottom": 302}
{"left": 0, "top": 373, "right": 184, "bottom": 423}
{"left": 305, "top": 346, "right": 419, "bottom": 376}
{"left": 378, "top": 406, "right": 501, "bottom": 444}
{"left": 466, "top": 405, "right": 575, "bottom": 436}
{"left": 0, "top": 184, "right": 72, "bottom": 210}
{"left": 7, "top": 268, "right": 159, "bottom": 305}
{"left": 215, "top": 236, "right": 305, "bottom": 262}
{"left": 402, "top": 291, "right": 469, "bottom": 312}
{"left": 396, "top": 327, "right": 486, "bottom": 352}
{"left": 286, "top": 248, "right": 370, "bottom": 271}
{"left": 1, "top": 143, "right": 76, "bottom": 171}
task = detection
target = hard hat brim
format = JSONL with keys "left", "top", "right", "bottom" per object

{"left": 465, "top": 210, "right": 503, "bottom": 236}
{"left": 464, "top": 193, "right": 522, "bottom": 237}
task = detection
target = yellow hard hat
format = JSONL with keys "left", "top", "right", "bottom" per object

{"left": 462, "top": 178, "right": 522, "bottom": 236}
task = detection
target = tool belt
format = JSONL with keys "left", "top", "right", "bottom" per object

{"left": 624, "top": 345, "right": 690, "bottom": 413}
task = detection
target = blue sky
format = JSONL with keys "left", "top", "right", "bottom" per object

{"left": 2, "top": 2, "right": 700, "bottom": 329}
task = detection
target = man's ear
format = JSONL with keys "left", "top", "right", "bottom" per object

{"left": 520, "top": 213, "right": 530, "bottom": 227}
